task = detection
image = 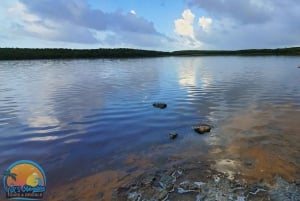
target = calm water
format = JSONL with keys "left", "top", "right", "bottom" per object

{"left": 0, "top": 56, "right": 300, "bottom": 190}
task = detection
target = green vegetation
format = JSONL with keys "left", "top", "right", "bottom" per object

{"left": 0, "top": 47, "right": 300, "bottom": 60}
{"left": 172, "top": 47, "right": 300, "bottom": 56}
{"left": 0, "top": 48, "right": 169, "bottom": 60}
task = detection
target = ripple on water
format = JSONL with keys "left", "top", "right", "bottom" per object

{"left": 0, "top": 57, "right": 299, "bottom": 198}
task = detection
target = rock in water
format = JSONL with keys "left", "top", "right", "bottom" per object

{"left": 169, "top": 133, "right": 178, "bottom": 140}
{"left": 153, "top": 103, "right": 167, "bottom": 109}
{"left": 193, "top": 124, "right": 212, "bottom": 134}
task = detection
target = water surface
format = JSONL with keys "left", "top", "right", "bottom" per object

{"left": 0, "top": 56, "right": 299, "bottom": 199}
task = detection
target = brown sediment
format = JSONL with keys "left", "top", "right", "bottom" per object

{"left": 46, "top": 154, "right": 154, "bottom": 201}
{"left": 129, "top": 134, "right": 210, "bottom": 170}
{"left": 125, "top": 153, "right": 154, "bottom": 169}
{"left": 46, "top": 103, "right": 300, "bottom": 200}
{"left": 211, "top": 103, "right": 300, "bottom": 185}
{"left": 45, "top": 170, "right": 141, "bottom": 201}
{"left": 228, "top": 144, "right": 298, "bottom": 185}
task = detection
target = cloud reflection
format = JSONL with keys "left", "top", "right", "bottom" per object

{"left": 178, "top": 59, "right": 198, "bottom": 87}
{"left": 28, "top": 116, "right": 59, "bottom": 128}
{"left": 26, "top": 135, "right": 59, "bottom": 142}
{"left": 178, "top": 58, "right": 213, "bottom": 90}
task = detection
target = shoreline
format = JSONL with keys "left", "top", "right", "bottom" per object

{"left": 1, "top": 47, "right": 300, "bottom": 60}
{"left": 44, "top": 103, "right": 300, "bottom": 201}
{"left": 45, "top": 157, "right": 299, "bottom": 201}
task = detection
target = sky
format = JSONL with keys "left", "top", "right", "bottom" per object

{"left": 0, "top": 0, "right": 299, "bottom": 51}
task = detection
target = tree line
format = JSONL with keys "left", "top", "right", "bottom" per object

{"left": 0, "top": 47, "right": 299, "bottom": 60}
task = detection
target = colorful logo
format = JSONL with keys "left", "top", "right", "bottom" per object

{"left": 3, "top": 160, "right": 46, "bottom": 200}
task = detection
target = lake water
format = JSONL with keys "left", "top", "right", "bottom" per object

{"left": 0, "top": 56, "right": 299, "bottom": 200}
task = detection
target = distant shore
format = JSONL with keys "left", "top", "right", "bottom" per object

{"left": 0, "top": 47, "right": 300, "bottom": 60}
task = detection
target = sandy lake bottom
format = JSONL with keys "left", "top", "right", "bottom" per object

{"left": 46, "top": 103, "right": 300, "bottom": 201}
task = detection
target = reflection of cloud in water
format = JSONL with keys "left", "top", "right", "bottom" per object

{"left": 28, "top": 116, "right": 59, "bottom": 128}
{"left": 178, "top": 59, "right": 199, "bottom": 88}
{"left": 179, "top": 65, "right": 197, "bottom": 87}
{"left": 177, "top": 58, "right": 216, "bottom": 124}
{"left": 26, "top": 135, "right": 59, "bottom": 142}
{"left": 63, "top": 139, "right": 81, "bottom": 144}
{"left": 178, "top": 58, "right": 212, "bottom": 90}
{"left": 200, "top": 73, "right": 212, "bottom": 89}
{"left": 0, "top": 59, "right": 162, "bottom": 177}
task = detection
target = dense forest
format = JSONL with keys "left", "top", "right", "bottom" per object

{"left": 0, "top": 47, "right": 300, "bottom": 60}
{"left": 0, "top": 48, "right": 168, "bottom": 60}
{"left": 172, "top": 47, "right": 300, "bottom": 56}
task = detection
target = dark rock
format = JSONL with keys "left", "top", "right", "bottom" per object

{"left": 196, "top": 193, "right": 207, "bottom": 201}
{"left": 193, "top": 124, "right": 212, "bottom": 134}
{"left": 246, "top": 186, "right": 269, "bottom": 201}
{"left": 269, "top": 177, "right": 300, "bottom": 201}
{"left": 96, "top": 192, "right": 104, "bottom": 200}
{"left": 127, "top": 191, "right": 141, "bottom": 201}
{"left": 171, "top": 169, "right": 183, "bottom": 179}
{"left": 243, "top": 158, "right": 256, "bottom": 169}
{"left": 169, "top": 133, "right": 178, "bottom": 140}
{"left": 159, "top": 174, "right": 174, "bottom": 192}
{"left": 153, "top": 103, "right": 167, "bottom": 109}
{"left": 141, "top": 175, "right": 156, "bottom": 187}
{"left": 178, "top": 181, "right": 205, "bottom": 192}
{"left": 157, "top": 189, "right": 169, "bottom": 200}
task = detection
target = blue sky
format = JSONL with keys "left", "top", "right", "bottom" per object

{"left": 0, "top": 0, "right": 299, "bottom": 50}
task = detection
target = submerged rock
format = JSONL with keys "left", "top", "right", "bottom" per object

{"left": 153, "top": 103, "right": 167, "bottom": 109}
{"left": 193, "top": 124, "right": 212, "bottom": 134}
{"left": 269, "top": 177, "right": 300, "bottom": 201}
{"left": 127, "top": 191, "right": 141, "bottom": 201}
{"left": 141, "top": 175, "right": 156, "bottom": 187}
{"left": 159, "top": 174, "right": 174, "bottom": 192}
{"left": 196, "top": 193, "right": 207, "bottom": 201}
{"left": 178, "top": 181, "right": 206, "bottom": 193}
{"left": 169, "top": 133, "right": 178, "bottom": 140}
{"left": 157, "top": 189, "right": 168, "bottom": 200}
{"left": 115, "top": 166, "right": 298, "bottom": 201}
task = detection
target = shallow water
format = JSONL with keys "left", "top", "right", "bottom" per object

{"left": 0, "top": 56, "right": 299, "bottom": 200}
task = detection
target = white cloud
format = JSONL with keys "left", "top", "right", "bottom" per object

{"left": 24, "top": 23, "right": 57, "bottom": 38}
{"left": 174, "top": 9, "right": 202, "bottom": 48}
{"left": 188, "top": 0, "right": 300, "bottom": 49}
{"left": 8, "top": 1, "right": 39, "bottom": 22}
{"left": 7, "top": 2, "right": 97, "bottom": 43}
{"left": 8, "top": 2, "right": 60, "bottom": 39}
{"left": 198, "top": 16, "right": 212, "bottom": 32}
{"left": 5, "top": 0, "right": 169, "bottom": 47}
{"left": 130, "top": 10, "right": 136, "bottom": 15}
{"left": 174, "top": 9, "right": 195, "bottom": 38}
{"left": 188, "top": 0, "right": 272, "bottom": 24}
